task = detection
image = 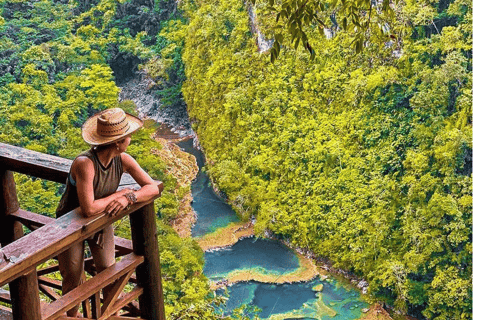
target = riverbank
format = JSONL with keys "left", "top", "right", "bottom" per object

{"left": 151, "top": 134, "right": 199, "bottom": 237}
{"left": 210, "top": 251, "right": 321, "bottom": 291}
{"left": 195, "top": 221, "right": 255, "bottom": 250}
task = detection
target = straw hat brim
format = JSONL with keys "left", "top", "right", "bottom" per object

{"left": 82, "top": 110, "right": 143, "bottom": 146}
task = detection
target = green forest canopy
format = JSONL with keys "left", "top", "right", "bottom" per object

{"left": 179, "top": 0, "right": 472, "bottom": 318}
{"left": 0, "top": 0, "right": 473, "bottom": 319}
{"left": 0, "top": 0, "right": 252, "bottom": 319}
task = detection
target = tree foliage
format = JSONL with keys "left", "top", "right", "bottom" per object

{"left": 250, "top": 0, "right": 403, "bottom": 61}
{"left": 0, "top": 0, "right": 256, "bottom": 318}
{"left": 1, "top": 0, "right": 472, "bottom": 317}
{"left": 180, "top": 0, "right": 472, "bottom": 318}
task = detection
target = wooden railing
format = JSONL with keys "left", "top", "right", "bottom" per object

{"left": 0, "top": 142, "right": 166, "bottom": 320}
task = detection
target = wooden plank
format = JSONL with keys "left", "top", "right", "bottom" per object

{"left": 39, "top": 283, "right": 61, "bottom": 301}
{"left": 92, "top": 292, "right": 102, "bottom": 319}
{"left": 9, "top": 270, "right": 42, "bottom": 320}
{"left": 108, "top": 316, "right": 146, "bottom": 320}
{"left": 0, "top": 170, "right": 20, "bottom": 216}
{"left": 102, "top": 286, "right": 143, "bottom": 320}
{"left": 84, "top": 257, "right": 97, "bottom": 276}
{"left": 10, "top": 209, "right": 54, "bottom": 231}
{"left": 82, "top": 297, "right": 92, "bottom": 319}
{"left": 41, "top": 253, "right": 144, "bottom": 320}
{"left": 0, "top": 193, "right": 158, "bottom": 287}
{"left": 121, "top": 301, "right": 141, "bottom": 317}
{"left": 100, "top": 270, "right": 135, "bottom": 320}
{"left": 37, "top": 263, "right": 60, "bottom": 276}
{"left": 114, "top": 237, "right": 134, "bottom": 256}
{"left": 38, "top": 276, "right": 63, "bottom": 290}
{"left": 127, "top": 273, "right": 137, "bottom": 284}
{"left": 85, "top": 261, "right": 136, "bottom": 284}
{"left": 11, "top": 210, "right": 133, "bottom": 257}
{"left": 0, "top": 289, "right": 10, "bottom": 304}
{"left": 81, "top": 291, "right": 101, "bottom": 319}
{"left": 0, "top": 143, "right": 71, "bottom": 184}
{"left": 1, "top": 170, "right": 42, "bottom": 320}
{"left": 0, "top": 170, "right": 22, "bottom": 254}
{"left": 0, "top": 305, "right": 13, "bottom": 320}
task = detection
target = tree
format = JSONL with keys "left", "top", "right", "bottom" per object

{"left": 250, "top": 0, "right": 401, "bottom": 61}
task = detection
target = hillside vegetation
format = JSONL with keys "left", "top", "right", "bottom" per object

{"left": 179, "top": 0, "right": 472, "bottom": 318}
{"left": 0, "top": 0, "right": 254, "bottom": 318}
{"left": 0, "top": 0, "right": 472, "bottom": 318}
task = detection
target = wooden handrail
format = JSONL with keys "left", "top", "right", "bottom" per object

{"left": 0, "top": 191, "right": 160, "bottom": 287}
{"left": 0, "top": 142, "right": 166, "bottom": 320}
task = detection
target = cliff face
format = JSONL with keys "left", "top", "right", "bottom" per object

{"left": 118, "top": 73, "right": 192, "bottom": 137}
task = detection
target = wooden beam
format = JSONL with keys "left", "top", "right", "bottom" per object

{"left": 101, "top": 286, "right": 143, "bottom": 320}
{"left": 39, "top": 283, "right": 61, "bottom": 301}
{"left": 81, "top": 290, "right": 101, "bottom": 319}
{"left": 121, "top": 301, "right": 141, "bottom": 317}
{"left": 82, "top": 297, "right": 92, "bottom": 319}
{"left": 92, "top": 292, "right": 102, "bottom": 318}
{"left": 0, "top": 289, "right": 10, "bottom": 304}
{"left": 0, "top": 143, "right": 71, "bottom": 184}
{"left": 0, "top": 170, "right": 20, "bottom": 217}
{"left": 0, "top": 170, "right": 22, "bottom": 248}
{"left": 10, "top": 209, "right": 54, "bottom": 231}
{"left": 84, "top": 257, "right": 97, "bottom": 276}
{"left": 127, "top": 273, "right": 137, "bottom": 284}
{"left": 130, "top": 202, "right": 166, "bottom": 320}
{"left": 113, "top": 237, "right": 134, "bottom": 256}
{"left": 37, "top": 263, "right": 60, "bottom": 276}
{"left": 11, "top": 209, "right": 133, "bottom": 259}
{"left": 1, "top": 170, "right": 42, "bottom": 320}
{"left": 41, "top": 253, "right": 144, "bottom": 320}
{"left": 38, "top": 276, "right": 63, "bottom": 290}
{"left": 0, "top": 305, "right": 13, "bottom": 320}
{"left": 100, "top": 270, "right": 135, "bottom": 320}
{"left": 9, "top": 268, "right": 41, "bottom": 320}
{"left": 108, "top": 316, "right": 146, "bottom": 320}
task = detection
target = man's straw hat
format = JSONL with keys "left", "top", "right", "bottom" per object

{"left": 82, "top": 108, "right": 143, "bottom": 146}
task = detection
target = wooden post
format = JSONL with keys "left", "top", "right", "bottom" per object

{"left": 0, "top": 170, "right": 22, "bottom": 245}
{"left": 129, "top": 202, "right": 165, "bottom": 320}
{"left": 0, "top": 170, "right": 41, "bottom": 320}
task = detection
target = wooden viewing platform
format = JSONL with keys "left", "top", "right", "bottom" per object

{"left": 0, "top": 142, "right": 166, "bottom": 320}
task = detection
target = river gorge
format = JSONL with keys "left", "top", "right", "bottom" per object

{"left": 120, "top": 74, "right": 395, "bottom": 320}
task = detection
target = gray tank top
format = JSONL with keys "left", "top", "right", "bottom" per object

{"left": 56, "top": 149, "right": 123, "bottom": 217}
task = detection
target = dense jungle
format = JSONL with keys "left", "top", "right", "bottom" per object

{"left": 0, "top": 0, "right": 472, "bottom": 319}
